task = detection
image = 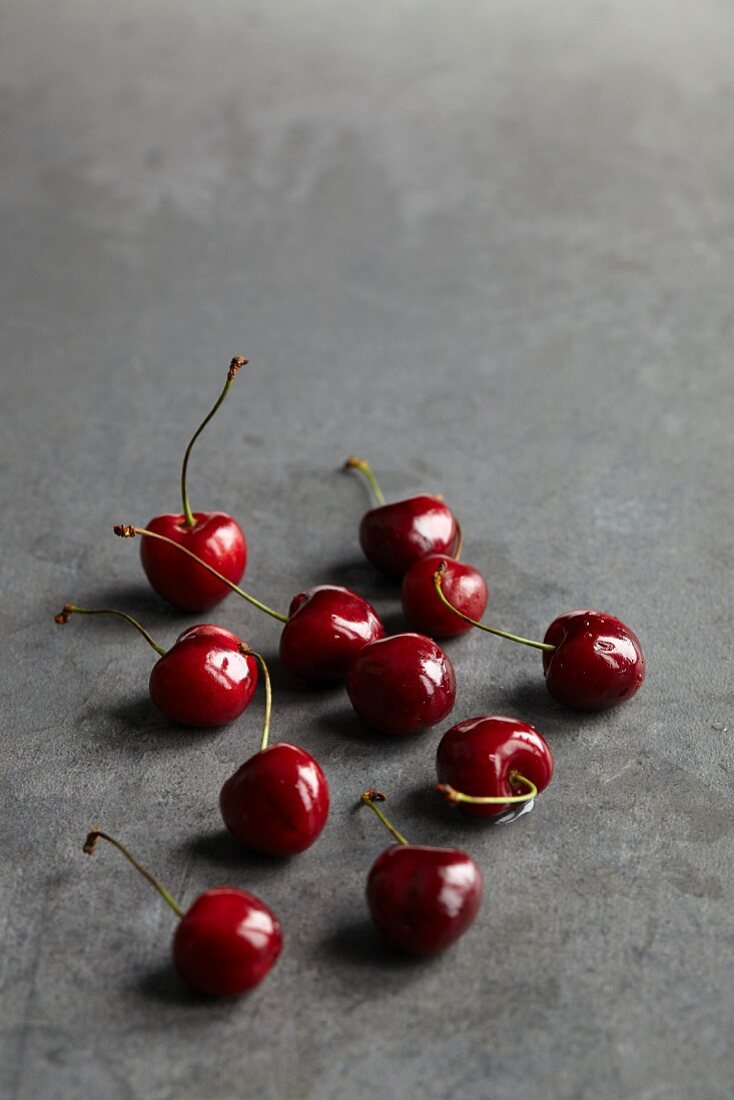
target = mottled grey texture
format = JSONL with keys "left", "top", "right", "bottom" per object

{"left": 1, "top": 1, "right": 733, "bottom": 1098}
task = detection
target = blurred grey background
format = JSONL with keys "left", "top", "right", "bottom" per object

{"left": 1, "top": 2, "right": 732, "bottom": 1098}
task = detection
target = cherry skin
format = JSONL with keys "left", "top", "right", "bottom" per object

{"left": 172, "top": 887, "right": 282, "bottom": 996}
{"left": 280, "top": 585, "right": 385, "bottom": 683}
{"left": 220, "top": 744, "right": 329, "bottom": 856}
{"left": 141, "top": 511, "right": 246, "bottom": 613}
{"left": 542, "top": 610, "right": 645, "bottom": 710}
{"left": 401, "top": 554, "right": 488, "bottom": 638}
{"left": 359, "top": 496, "right": 457, "bottom": 580}
{"left": 346, "top": 633, "right": 456, "bottom": 735}
{"left": 149, "top": 624, "right": 257, "bottom": 727}
{"left": 436, "top": 716, "right": 554, "bottom": 819}
{"left": 367, "top": 845, "right": 482, "bottom": 955}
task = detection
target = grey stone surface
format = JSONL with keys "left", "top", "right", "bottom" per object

{"left": 2, "top": 1, "right": 733, "bottom": 1097}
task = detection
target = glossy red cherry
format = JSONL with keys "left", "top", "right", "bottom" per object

{"left": 401, "top": 553, "right": 488, "bottom": 638}
{"left": 345, "top": 457, "right": 458, "bottom": 579}
{"left": 542, "top": 610, "right": 646, "bottom": 710}
{"left": 115, "top": 526, "right": 385, "bottom": 684}
{"left": 84, "top": 830, "right": 282, "bottom": 997}
{"left": 141, "top": 357, "right": 248, "bottom": 612}
{"left": 360, "top": 791, "right": 482, "bottom": 955}
{"left": 435, "top": 716, "right": 554, "bottom": 819}
{"left": 346, "top": 633, "right": 456, "bottom": 735}
{"left": 56, "top": 606, "right": 257, "bottom": 727}
{"left": 220, "top": 649, "right": 330, "bottom": 855}
{"left": 434, "top": 564, "right": 646, "bottom": 712}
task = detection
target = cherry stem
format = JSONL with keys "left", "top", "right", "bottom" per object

{"left": 360, "top": 789, "right": 409, "bottom": 845}
{"left": 433, "top": 563, "right": 555, "bottom": 652}
{"left": 113, "top": 525, "right": 289, "bottom": 623}
{"left": 181, "top": 356, "right": 248, "bottom": 528}
{"left": 452, "top": 520, "right": 463, "bottom": 561}
{"left": 55, "top": 604, "right": 166, "bottom": 657}
{"left": 344, "top": 456, "right": 386, "bottom": 507}
{"left": 436, "top": 772, "right": 538, "bottom": 805}
{"left": 83, "top": 829, "right": 184, "bottom": 918}
{"left": 239, "top": 644, "right": 272, "bottom": 751}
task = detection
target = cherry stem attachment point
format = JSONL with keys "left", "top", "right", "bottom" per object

{"left": 344, "top": 456, "right": 386, "bottom": 507}
{"left": 181, "top": 355, "right": 248, "bottom": 528}
{"left": 433, "top": 563, "right": 555, "bottom": 652}
{"left": 83, "top": 829, "right": 184, "bottom": 918}
{"left": 55, "top": 604, "right": 166, "bottom": 657}
{"left": 360, "top": 789, "right": 409, "bottom": 846}
{"left": 239, "top": 644, "right": 272, "bottom": 751}
{"left": 113, "top": 525, "right": 288, "bottom": 624}
{"left": 436, "top": 772, "right": 538, "bottom": 806}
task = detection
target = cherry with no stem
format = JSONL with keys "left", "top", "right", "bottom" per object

{"left": 83, "top": 829, "right": 282, "bottom": 996}
{"left": 220, "top": 647, "right": 330, "bottom": 856}
{"left": 55, "top": 605, "right": 258, "bottom": 727}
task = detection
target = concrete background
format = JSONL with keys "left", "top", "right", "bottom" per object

{"left": 2, "top": 2, "right": 732, "bottom": 1098}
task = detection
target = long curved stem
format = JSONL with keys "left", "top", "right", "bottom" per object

{"left": 344, "top": 457, "right": 386, "bottom": 507}
{"left": 55, "top": 605, "right": 166, "bottom": 657}
{"left": 360, "top": 789, "right": 409, "bottom": 845}
{"left": 113, "top": 525, "right": 288, "bottom": 623}
{"left": 83, "top": 829, "right": 184, "bottom": 918}
{"left": 239, "top": 645, "right": 272, "bottom": 751}
{"left": 433, "top": 563, "right": 555, "bottom": 652}
{"left": 436, "top": 773, "right": 538, "bottom": 805}
{"left": 181, "top": 356, "right": 248, "bottom": 527}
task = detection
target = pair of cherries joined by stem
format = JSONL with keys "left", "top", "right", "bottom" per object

{"left": 55, "top": 606, "right": 257, "bottom": 727}
{"left": 433, "top": 564, "right": 646, "bottom": 711}
{"left": 83, "top": 830, "right": 282, "bottom": 996}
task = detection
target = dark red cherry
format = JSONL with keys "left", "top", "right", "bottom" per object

{"left": 141, "top": 356, "right": 248, "bottom": 612}
{"left": 280, "top": 585, "right": 385, "bottom": 682}
{"left": 345, "top": 457, "right": 457, "bottom": 579}
{"left": 346, "top": 633, "right": 456, "bottom": 735}
{"left": 436, "top": 716, "right": 554, "bottom": 819}
{"left": 542, "top": 610, "right": 645, "bottom": 710}
{"left": 141, "top": 511, "right": 246, "bottom": 613}
{"left": 221, "top": 744, "right": 329, "bottom": 855}
{"left": 401, "top": 554, "right": 488, "bottom": 638}
{"left": 173, "top": 887, "right": 282, "bottom": 996}
{"left": 84, "top": 830, "right": 281, "bottom": 998}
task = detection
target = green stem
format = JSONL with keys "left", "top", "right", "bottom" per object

{"left": 433, "top": 563, "right": 555, "bottom": 652}
{"left": 436, "top": 773, "right": 538, "bottom": 805}
{"left": 113, "top": 525, "right": 289, "bottom": 623}
{"left": 55, "top": 605, "right": 166, "bottom": 657}
{"left": 344, "top": 456, "right": 386, "bottom": 507}
{"left": 83, "top": 829, "right": 184, "bottom": 918}
{"left": 239, "top": 645, "right": 272, "bottom": 751}
{"left": 360, "top": 789, "right": 409, "bottom": 845}
{"left": 181, "top": 356, "right": 248, "bottom": 528}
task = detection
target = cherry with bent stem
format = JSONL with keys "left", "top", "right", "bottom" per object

{"left": 114, "top": 524, "right": 384, "bottom": 683}
{"left": 83, "top": 829, "right": 282, "bottom": 996}
{"left": 220, "top": 647, "right": 330, "bottom": 856}
{"left": 344, "top": 456, "right": 459, "bottom": 580}
{"left": 55, "top": 604, "right": 258, "bottom": 727}
{"left": 433, "top": 562, "right": 646, "bottom": 711}
{"left": 140, "top": 356, "right": 249, "bottom": 612}
{"left": 359, "top": 788, "right": 483, "bottom": 955}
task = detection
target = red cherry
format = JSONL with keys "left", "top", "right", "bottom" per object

{"left": 401, "top": 553, "right": 488, "bottom": 638}
{"left": 84, "top": 830, "right": 282, "bottom": 997}
{"left": 172, "top": 887, "right": 282, "bottom": 996}
{"left": 56, "top": 607, "right": 257, "bottom": 727}
{"left": 360, "top": 791, "right": 482, "bottom": 955}
{"left": 115, "top": 527, "right": 385, "bottom": 684}
{"left": 346, "top": 633, "right": 456, "bottom": 735}
{"left": 220, "top": 649, "right": 330, "bottom": 855}
{"left": 345, "top": 457, "right": 458, "bottom": 579}
{"left": 280, "top": 585, "right": 385, "bottom": 682}
{"left": 435, "top": 716, "right": 554, "bottom": 819}
{"left": 142, "top": 356, "right": 248, "bottom": 611}
{"left": 542, "top": 610, "right": 646, "bottom": 710}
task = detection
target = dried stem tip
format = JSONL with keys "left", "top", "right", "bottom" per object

{"left": 113, "top": 525, "right": 136, "bottom": 538}
{"left": 361, "top": 788, "right": 387, "bottom": 804}
{"left": 228, "top": 355, "right": 248, "bottom": 380}
{"left": 83, "top": 830, "right": 102, "bottom": 855}
{"left": 55, "top": 605, "right": 73, "bottom": 624}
